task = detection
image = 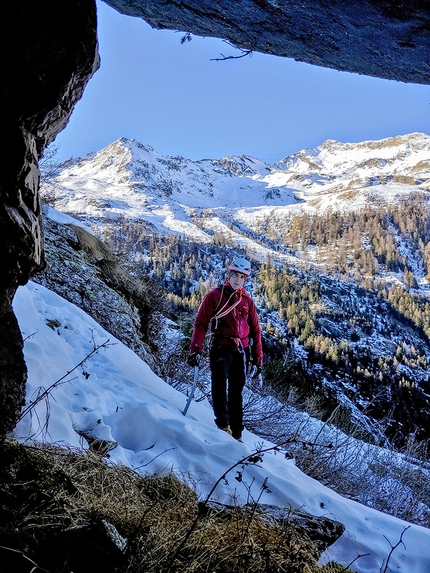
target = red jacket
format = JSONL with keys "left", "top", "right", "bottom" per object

{"left": 190, "top": 284, "right": 263, "bottom": 366}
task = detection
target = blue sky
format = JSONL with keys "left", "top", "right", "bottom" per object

{"left": 54, "top": 0, "right": 430, "bottom": 164}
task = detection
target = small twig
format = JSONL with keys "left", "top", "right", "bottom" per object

{"left": 132, "top": 447, "right": 177, "bottom": 470}
{"left": 336, "top": 553, "right": 371, "bottom": 573}
{"left": 380, "top": 526, "right": 411, "bottom": 573}
{"left": 23, "top": 332, "right": 38, "bottom": 342}
{"left": 241, "top": 476, "right": 271, "bottom": 541}
{"left": 0, "top": 546, "right": 48, "bottom": 572}
{"left": 18, "top": 339, "right": 111, "bottom": 422}
{"left": 210, "top": 40, "right": 253, "bottom": 61}
{"left": 122, "top": 501, "right": 160, "bottom": 558}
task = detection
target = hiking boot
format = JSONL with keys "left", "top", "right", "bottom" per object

{"left": 219, "top": 426, "right": 232, "bottom": 435}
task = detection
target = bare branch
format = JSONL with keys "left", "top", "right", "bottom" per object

{"left": 0, "top": 546, "right": 48, "bottom": 573}
{"left": 18, "top": 338, "right": 112, "bottom": 423}
{"left": 211, "top": 40, "right": 253, "bottom": 61}
{"left": 342, "top": 553, "right": 371, "bottom": 572}
{"left": 381, "top": 526, "right": 411, "bottom": 573}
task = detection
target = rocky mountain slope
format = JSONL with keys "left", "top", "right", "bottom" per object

{"left": 42, "top": 132, "right": 430, "bottom": 273}
{"left": 39, "top": 133, "right": 430, "bottom": 449}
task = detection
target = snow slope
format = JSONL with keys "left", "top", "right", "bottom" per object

{"left": 13, "top": 281, "right": 430, "bottom": 573}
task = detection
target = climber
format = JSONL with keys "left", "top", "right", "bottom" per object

{"left": 188, "top": 257, "right": 263, "bottom": 441}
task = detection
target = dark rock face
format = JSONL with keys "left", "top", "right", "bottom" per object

{"left": 0, "top": 0, "right": 99, "bottom": 437}
{"left": 254, "top": 504, "right": 345, "bottom": 553}
{"left": 104, "top": 0, "right": 430, "bottom": 84}
{"left": 203, "top": 501, "right": 345, "bottom": 556}
{"left": 0, "top": 300, "right": 27, "bottom": 442}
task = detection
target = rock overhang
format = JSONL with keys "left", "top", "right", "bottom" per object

{"left": 103, "top": 0, "right": 430, "bottom": 85}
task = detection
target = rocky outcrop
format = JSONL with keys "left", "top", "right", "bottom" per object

{"left": 104, "top": 0, "right": 430, "bottom": 84}
{"left": 0, "top": 0, "right": 99, "bottom": 437}
{"left": 252, "top": 504, "right": 345, "bottom": 553}
{"left": 202, "top": 501, "right": 345, "bottom": 556}
{"left": 32, "top": 211, "right": 158, "bottom": 371}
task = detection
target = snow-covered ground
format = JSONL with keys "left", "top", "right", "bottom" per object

{"left": 13, "top": 281, "right": 430, "bottom": 573}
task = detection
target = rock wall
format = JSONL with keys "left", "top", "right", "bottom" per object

{"left": 0, "top": 0, "right": 99, "bottom": 437}
{"left": 33, "top": 212, "right": 157, "bottom": 372}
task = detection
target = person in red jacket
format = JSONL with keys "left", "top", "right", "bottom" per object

{"left": 188, "top": 257, "right": 263, "bottom": 441}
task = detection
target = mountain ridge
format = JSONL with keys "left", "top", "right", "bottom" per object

{"left": 40, "top": 132, "right": 430, "bottom": 451}
{"left": 43, "top": 132, "right": 430, "bottom": 271}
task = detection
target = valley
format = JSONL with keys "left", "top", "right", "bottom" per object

{"left": 39, "top": 132, "right": 430, "bottom": 449}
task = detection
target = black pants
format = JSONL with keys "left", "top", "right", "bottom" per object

{"left": 210, "top": 345, "right": 246, "bottom": 438}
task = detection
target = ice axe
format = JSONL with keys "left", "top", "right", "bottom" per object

{"left": 182, "top": 355, "right": 201, "bottom": 416}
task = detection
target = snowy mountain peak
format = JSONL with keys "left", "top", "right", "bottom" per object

{"left": 44, "top": 132, "right": 430, "bottom": 263}
{"left": 276, "top": 132, "right": 430, "bottom": 176}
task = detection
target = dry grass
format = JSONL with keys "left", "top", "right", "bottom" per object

{"left": 243, "top": 389, "right": 430, "bottom": 528}
{"left": 391, "top": 175, "right": 418, "bottom": 186}
{"left": 0, "top": 440, "right": 350, "bottom": 573}
{"left": 336, "top": 189, "right": 360, "bottom": 201}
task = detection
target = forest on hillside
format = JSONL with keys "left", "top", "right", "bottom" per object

{"left": 96, "top": 192, "right": 430, "bottom": 447}
{"left": 256, "top": 191, "right": 430, "bottom": 281}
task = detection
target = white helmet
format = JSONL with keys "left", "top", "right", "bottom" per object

{"left": 228, "top": 257, "right": 251, "bottom": 277}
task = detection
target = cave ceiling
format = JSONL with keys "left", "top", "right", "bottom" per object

{"left": 103, "top": 0, "right": 430, "bottom": 85}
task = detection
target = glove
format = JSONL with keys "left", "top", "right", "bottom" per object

{"left": 187, "top": 352, "right": 201, "bottom": 367}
